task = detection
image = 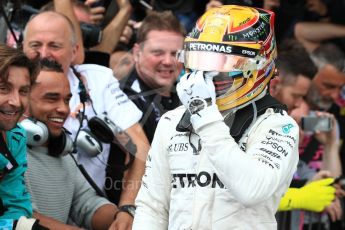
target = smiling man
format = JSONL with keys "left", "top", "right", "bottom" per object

{"left": 308, "top": 43, "right": 345, "bottom": 111}
{"left": 307, "top": 43, "right": 345, "bottom": 179}
{"left": 0, "top": 44, "right": 40, "bottom": 229}
{"left": 24, "top": 58, "right": 119, "bottom": 230}
{"left": 120, "top": 11, "right": 185, "bottom": 143}
{"left": 23, "top": 11, "right": 150, "bottom": 229}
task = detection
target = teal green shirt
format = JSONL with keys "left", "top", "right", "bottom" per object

{"left": 0, "top": 124, "right": 32, "bottom": 219}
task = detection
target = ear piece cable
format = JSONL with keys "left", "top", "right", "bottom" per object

{"left": 97, "top": 133, "right": 136, "bottom": 172}
{"left": 70, "top": 66, "right": 136, "bottom": 197}
{"left": 71, "top": 66, "right": 137, "bottom": 170}
{"left": 71, "top": 66, "right": 97, "bottom": 114}
{"left": 68, "top": 152, "right": 105, "bottom": 197}
{"left": 71, "top": 66, "right": 87, "bottom": 153}
{"left": 188, "top": 131, "right": 201, "bottom": 155}
{"left": 70, "top": 66, "right": 106, "bottom": 197}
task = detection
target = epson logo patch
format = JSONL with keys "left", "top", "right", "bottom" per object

{"left": 242, "top": 49, "right": 256, "bottom": 56}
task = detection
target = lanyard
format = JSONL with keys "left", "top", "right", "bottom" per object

{"left": 0, "top": 133, "right": 18, "bottom": 175}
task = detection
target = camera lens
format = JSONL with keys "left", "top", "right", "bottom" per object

{"left": 80, "top": 22, "right": 102, "bottom": 48}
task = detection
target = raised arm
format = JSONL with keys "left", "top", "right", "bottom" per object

{"left": 54, "top": 0, "right": 85, "bottom": 64}
{"left": 88, "top": 0, "right": 133, "bottom": 54}
{"left": 110, "top": 123, "right": 150, "bottom": 230}
{"left": 295, "top": 22, "right": 345, "bottom": 52}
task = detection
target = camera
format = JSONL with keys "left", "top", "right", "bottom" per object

{"left": 0, "top": 1, "right": 38, "bottom": 44}
{"left": 4, "top": 1, "right": 103, "bottom": 49}
{"left": 301, "top": 116, "right": 332, "bottom": 132}
{"left": 80, "top": 22, "right": 102, "bottom": 49}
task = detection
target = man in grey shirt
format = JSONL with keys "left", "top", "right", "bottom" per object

{"left": 23, "top": 59, "right": 118, "bottom": 230}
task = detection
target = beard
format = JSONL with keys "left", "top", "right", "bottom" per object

{"left": 306, "top": 85, "right": 333, "bottom": 111}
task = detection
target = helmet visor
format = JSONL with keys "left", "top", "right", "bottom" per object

{"left": 177, "top": 49, "right": 266, "bottom": 72}
{"left": 177, "top": 41, "right": 267, "bottom": 72}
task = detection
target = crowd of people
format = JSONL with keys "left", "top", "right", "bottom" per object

{"left": 0, "top": 0, "right": 345, "bottom": 230}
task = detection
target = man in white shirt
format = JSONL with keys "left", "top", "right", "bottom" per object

{"left": 23, "top": 11, "right": 150, "bottom": 230}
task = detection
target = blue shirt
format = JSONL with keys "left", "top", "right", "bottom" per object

{"left": 0, "top": 124, "right": 32, "bottom": 220}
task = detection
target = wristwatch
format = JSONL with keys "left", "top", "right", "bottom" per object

{"left": 116, "top": 205, "right": 136, "bottom": 218}
{"left": 188, "top": 98, "right": 207, "bottom": 115}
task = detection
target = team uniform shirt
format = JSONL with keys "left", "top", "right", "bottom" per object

{"left": 25, "top": 146, "right": 111, "bottom": 229}
{"left": 0, "top": 125, "right": 32, "bottom": 220}
{"left": 120, "top": 69, "right": 180, "bottom": 143}
{"left": 133, "top": 106, "right": 299, "bottom": 230}
{"left": 64, "top": 64, "right": 142, "bottom": 190}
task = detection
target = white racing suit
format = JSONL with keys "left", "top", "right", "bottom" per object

{"left": 133, "top": 106, "right": 299, "bottom": 230}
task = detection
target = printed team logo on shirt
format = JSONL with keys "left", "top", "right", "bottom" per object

{"left": 169, "top": 133, "right": 201, "bottom": 155}
{"left": 261, "top": 136, "right": 290, "bottom": 157}
{"left": 264, "top": 134, "right": 294, "bottom": 148}
{"left": 268, "top": 129, "right": 296, "bottom": 143}
{"left": 108, "top": 82, "right": 131, "bottom": 106}
{"left": 168, "top": 143, "right": 190, "bottom": 152}
{"left": 171, "top": 172, "right": 226, "bottom": 189}
{"left": 282, "top": 123, "right": 294, "bottom": 134}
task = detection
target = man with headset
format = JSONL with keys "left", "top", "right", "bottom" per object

{"left": 133, "top": 5, "right": 299, "bottom": 229}
{"left": 23, "top": 10, "right": 150, "bottom": 230}
{"left": 23, "top": 58, "right": 119, "bottom": 229}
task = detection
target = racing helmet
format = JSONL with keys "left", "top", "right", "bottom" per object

{"left": 178, "top": 5, "right": 277, "bottom": 111}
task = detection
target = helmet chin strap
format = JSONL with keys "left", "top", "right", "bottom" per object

{"left": 220, "top": 87, "right": 267, "bottom": 118}
{"left": 252, "top": 101, "right": 258, "bottom": 124}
